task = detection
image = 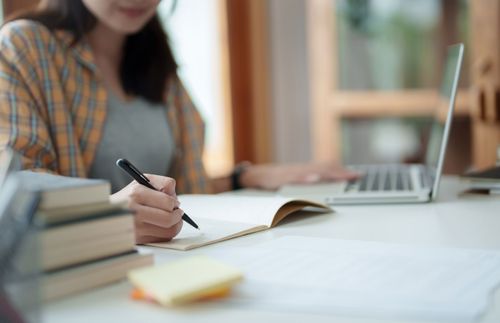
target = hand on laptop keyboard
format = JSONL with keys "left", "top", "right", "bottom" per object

{"left": 240, "top": 161, "right": 361, "bottom": 190}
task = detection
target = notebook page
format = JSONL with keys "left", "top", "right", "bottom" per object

{"left": 178, "top": 195, "right": 303, "bottom": 226}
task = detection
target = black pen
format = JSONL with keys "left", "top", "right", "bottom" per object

{"left": 116, "top": 158, "right": 199, "bottom": 230}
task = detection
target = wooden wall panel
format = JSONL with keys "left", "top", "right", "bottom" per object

{"left": 307, "top": 0, "right": 338, "bottom": 161}
{"left": 225, "top": 0, "right": 272, "bottom": 164}
{"left": 470, "top": 0, "right": 500, "bottom": 168}
{"left": 226, "top": 0, "right": 254, "bottom": 163}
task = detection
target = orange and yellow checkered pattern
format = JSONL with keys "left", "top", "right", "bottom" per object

{"left": 0, "top": 20, "right": 211, "bottom": 193}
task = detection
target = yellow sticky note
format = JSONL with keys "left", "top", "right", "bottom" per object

{"left": 128, "top": 256, "right": 243, "bottom": 306}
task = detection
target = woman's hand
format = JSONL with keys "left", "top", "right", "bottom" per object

{"left": 240, "top": 161, "right": 360, "bottom": 191}
{"left": 110, "top": 174, "right": 183, "bottom": 244}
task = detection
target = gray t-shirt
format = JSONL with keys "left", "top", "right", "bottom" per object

{"left": 88, "top": 93, "right": 174, "bottom": 193}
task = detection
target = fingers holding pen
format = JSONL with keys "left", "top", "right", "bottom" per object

{"left": 110, "top": 175, "right": 185, "bottom": 244}
{"left": 145, "top": 174, "right": 177, "bottom": 197}
{"left": 131, "top": 203, "right": 184, "bottom": 228}
{"left": 127, "top": 183, "right": 184, "bottom": 243}
{"left": 113, "top": 161, "right": 190, "bottom": 242}
{"left": 129, "top": 183, "right": 180, "bottom": 211}
{"left": 135, "top": 220, "right": 183, "bottom": 244}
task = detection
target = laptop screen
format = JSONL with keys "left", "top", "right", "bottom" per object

{"left": 424, "top": 44, "right": 464, "bottom": 199}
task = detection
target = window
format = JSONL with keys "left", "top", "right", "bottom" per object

{"left": 308, "top": 0, "right": 470, "bottom": 170}
{"left": 159, "top": 0, "right": 233, "bottom": 177}
{"left": 336, "top": 0, "right": 469, "bottom": 91}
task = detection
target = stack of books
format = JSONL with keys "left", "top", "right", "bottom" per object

{"left": 15, "top": 172, "right": 153, "bottom": 302}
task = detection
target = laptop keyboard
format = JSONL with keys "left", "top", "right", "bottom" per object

{"left": 346, "top": 165, "right": 413, "bottom": 192}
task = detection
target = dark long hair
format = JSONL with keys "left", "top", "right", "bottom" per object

{"left": 11, "top": 0, "right": 177, "bottom": 104}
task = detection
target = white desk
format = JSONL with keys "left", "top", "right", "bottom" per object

{"left": 44, "top": 177, "right": 500, "bottom": 323}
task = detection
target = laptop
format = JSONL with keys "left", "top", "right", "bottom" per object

{"left": 280, "top": 43, "right": 464, "bottom": 205}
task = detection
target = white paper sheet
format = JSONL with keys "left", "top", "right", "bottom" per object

{"left": 209, "top": 236, "right": 500, "bottom": 321}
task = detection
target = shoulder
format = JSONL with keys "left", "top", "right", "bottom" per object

{"left": 0, "top": 20, "right": 62, "bottom": 61}
{"left": 0, "top": 19, "right": 55, "bottom": 46}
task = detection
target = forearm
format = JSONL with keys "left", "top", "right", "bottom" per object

{"left": 210, "top": 161, "right": 360, "bottom": 193}
{"left": 210, "top": 165, "right": 261, "bottom": 193}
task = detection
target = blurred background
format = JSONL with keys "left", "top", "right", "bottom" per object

{"left": 3, "top": 0, "right": 499, "bottom": 177}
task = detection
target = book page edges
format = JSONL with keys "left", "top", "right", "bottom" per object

{"left": 42, "top": 252, "right": 153, "bottom": 301}
{"left": 270, "top": 200, "right": 332, "bottom": 227}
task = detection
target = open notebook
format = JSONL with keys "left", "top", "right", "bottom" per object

{"left": 147, "top": 195, "right": 331, "bottom": 251}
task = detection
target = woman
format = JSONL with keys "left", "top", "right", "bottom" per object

{"left": 0, "top": 0, "right": 357, "bottom": 243}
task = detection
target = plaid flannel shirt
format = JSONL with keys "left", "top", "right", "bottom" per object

{"left": 0, "top": 20, "right": 211, "bottom": 193}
